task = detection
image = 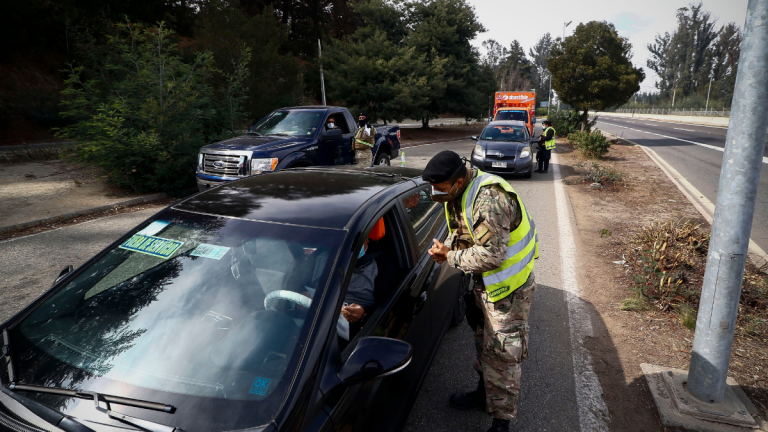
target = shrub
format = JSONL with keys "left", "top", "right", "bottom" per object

{"left": 577, "top": 162, "right": 625, "bottom": 186}
{"left": 57, "top": 22, "right": 250, "bottom": 196}
{"left": 568, "top": 130, "right": 611, "bottom": 159}
{"left": 620, "top": 296, "right": 650, "bottom": 311}
{"left": 547, "top": 109, "right": 596, "bottom": 137}
{"left": 535, "top": 107, "right": 549, "bottom": 117}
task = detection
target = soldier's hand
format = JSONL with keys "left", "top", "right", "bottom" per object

{"left": 341, "top": 304, "right": 365, "bottom": 323}
{"left": 428, "top": 239, "right": 450, "bottom": 263}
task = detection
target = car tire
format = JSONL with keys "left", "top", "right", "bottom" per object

{"left": 450, "top": 273, "right": 472, "bottom": 327}
{"left": 374, "top": 152, "right": 391, "bottom": 166}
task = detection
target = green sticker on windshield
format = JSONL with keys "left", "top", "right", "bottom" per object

{"left": 119, "top": 234, "right": 183, "bottom": 259}
{"left": 190, "top": 244, "right": 230, "bottom": 260}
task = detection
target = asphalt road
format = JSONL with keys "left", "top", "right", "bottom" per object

{"left": 0, "top": 134, "right": 586, "bottom": 431}
{"left": 595, "top": 115, "right": 768, "bottom": 254}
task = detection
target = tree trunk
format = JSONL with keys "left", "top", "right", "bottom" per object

{"left": 421, "top": 118, "right": 430, "bottom": 129}
{"left": 580, "top": 109, "right": 589, "bottom": 131}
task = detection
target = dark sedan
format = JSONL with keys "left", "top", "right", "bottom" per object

{"left": 0, "top": 167, "right": 470, "bottom": 432}
{"left": 470, "top": 120, "right": 534, "bottom": 178}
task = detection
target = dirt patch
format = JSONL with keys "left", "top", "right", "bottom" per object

{"left": 0, "top": 159, "right": 147, "bottom": 228}
{"left": 557, "top": 139, "right": 768, "bottom": 430}
{"left": 400, "top": 125, "right": 484, "bottom": 143}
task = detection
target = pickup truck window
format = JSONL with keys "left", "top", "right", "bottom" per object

{"left": 327, "top": 112, "right": 351, "bottom": 133}
{"left": 250, "top": 110, "right": 324, "bottom": 136}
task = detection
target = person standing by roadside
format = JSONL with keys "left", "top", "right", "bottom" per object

{"left": 352, "top": 112, "right": 376, "bottom": 168}
{"left": 424, "top": 151, "right": 538, "bottom": 432}
{"left": 534, "top": 119, "right": 555, "bottom": 173}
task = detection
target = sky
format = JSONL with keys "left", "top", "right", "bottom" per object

{"left": 468, "top": 0, "right": 749, "bottom": 93}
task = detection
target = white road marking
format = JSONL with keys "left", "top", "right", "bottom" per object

{"left": 673, "top": 128, "right": 695, "bottom": 132}
{"left": 599, "top": 116, "right": 729, "bottom": 129}
{"left": 599, "top": 121, "right": 768, "bottom": 164}
{"left": 552, "top": 153, "right": 610, "bottom": 432}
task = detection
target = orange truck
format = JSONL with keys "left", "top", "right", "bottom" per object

{"left": 492, "top": 91, "right": 536, "bottom": 135}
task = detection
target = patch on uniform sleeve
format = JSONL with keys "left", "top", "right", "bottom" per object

{"left": 474, "top": 220, "right": 494, "bottom": 244}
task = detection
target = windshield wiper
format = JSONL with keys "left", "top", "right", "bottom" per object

{"left": 9, "top": 384, "right": 181, "bottom": 432}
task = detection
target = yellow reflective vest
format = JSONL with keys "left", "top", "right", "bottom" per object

{"left": 544, "top": 126, "right": 556, "bottom": 150}
{"left": 444, "top": 171, "right": 538, "bottom": 302}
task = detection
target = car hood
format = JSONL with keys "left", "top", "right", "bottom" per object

{"left": 479, "top": 140, "right": 528, "bottom": 152}
{"left": 203, "top": 135, "right": 313, "bottom": 152}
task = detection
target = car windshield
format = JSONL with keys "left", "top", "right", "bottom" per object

{"left": 250, "top": 110, "right": 324, "bottom": 136}
{"left": 480, "top": 125, "right": 527, "bottom": 142}
{"left": 11, "top": 209, "right": 343, "bottom": 428}
{"left": 495, "top": 110, "right": 528, "bottom": 122}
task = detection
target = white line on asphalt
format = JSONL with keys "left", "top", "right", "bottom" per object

{"left": 551, "top": 153, "right": 610, "bottom": 432}
{"left": 598, "top": 116, "right": 729, "bottom": 129}
{"left": 673, "top": 128, "right": 695, "bottom": 132}
{"left": 599, "top": 121, "right": 768, "bottom": 164}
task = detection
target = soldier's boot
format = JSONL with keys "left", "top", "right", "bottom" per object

{"left": 449, "top": 376, "right": 485, "bottom": 412}
{"left": 486, "top": 418, "right": 510, "bottom": 432}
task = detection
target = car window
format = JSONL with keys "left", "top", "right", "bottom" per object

{"left": 495, "top": 110, "right": 528, "bottom": 122}
{"left": 250, "top": 110, "right": 324, "bottom": 136}
{"left": 326, "top": 112, "right": 351, "bottom": 133}
{"left": 12, "top": 209, "right": 344, "bottom": 420}
{"left": 402, "top": 188, "right": 443, "bottom": 255}
{"left": 481, "top": 125, "right": 527, "bottom": 142}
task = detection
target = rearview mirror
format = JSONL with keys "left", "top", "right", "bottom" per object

{"left": 321, "top": 129, "right": 343, "bottom": 140}
{"left": 53, "top": 265, "right": 74, "bottom": 287}
{"left": 471, "top": 136, "right": 478, "bottom": 141}
{"left": 337, "top": 337, "right": 412, "bottom": 384}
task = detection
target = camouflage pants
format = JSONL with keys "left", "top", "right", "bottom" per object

{"left": 353, "top": 149, "right": 373, "bottom": 167}
{"left": 473, "top": 276, "right": 537, "bottom": 421}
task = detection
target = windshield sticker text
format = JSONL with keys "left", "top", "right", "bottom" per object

{"left": 119, "top": 234, "right": 184, "bottom": 259}
{"left": 250, "top": 377, "right": 271, "bottom": 395}
{"left": 190, "top": 244, "right": 230, "bottom": 260}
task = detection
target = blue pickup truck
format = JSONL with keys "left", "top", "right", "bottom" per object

{"left": 196, "top": 106, "right": 401, "bottom": 191}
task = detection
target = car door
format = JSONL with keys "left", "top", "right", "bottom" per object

{"left": 320, "top": 111, "right": 352, "bottom": 166}
{"left": 323, "top": 206, "right": 435, "bottom": 431}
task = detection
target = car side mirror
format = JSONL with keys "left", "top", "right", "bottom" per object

{"left": 53, "top": 265, "right": 74, "bottom": 287}
{"left": 321, "top": 129, "right": 343, "bottom": 141}
{"left": 337, "top": 337, "right": 412, "bottom": 385}
{"left": 530, "top": 139, "right": 538, "bottom": 145}
{"left": 471, "top": 136, "right": 478, "bottom": 141}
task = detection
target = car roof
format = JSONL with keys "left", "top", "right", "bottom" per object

{"left": 281, "top": 106, "right": 345, "bottom": 111}
{"left": 487, "top": 120, "right": 529, "bottom": 127}
{"left": 175, "top": 167, "right": 421, "bottom": 229}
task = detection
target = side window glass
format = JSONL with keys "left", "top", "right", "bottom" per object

{"left": 328, "top": 113, "right": 351, "bottom": 134}
{"left": 402, "top": 188, "right": 443, "bottom": 255}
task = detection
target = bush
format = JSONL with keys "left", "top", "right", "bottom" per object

{"left": 577, "top": 162, "right": 625, "bottom": 186}
{"left": 568, "top": 130, "right": 611, "bottom": 159}
{"left": 547, "top": 109, "right": 596, "bottom": 137}
{"left": 535, "top": 107, "right": 548, "bottom": 117}
{"left": 57, "top": 22, "right": 250, "bottom": 196}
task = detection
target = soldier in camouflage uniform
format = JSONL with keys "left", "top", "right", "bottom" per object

{"left": 352, "top": 112, "right": 376, "bottom": 168}
{"left": 424, "top": 150, "right": 537, "bottom": 432}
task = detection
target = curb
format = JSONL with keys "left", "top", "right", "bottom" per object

{"left": 400, "top": 136, "right": 474, "bottom": 148}
{"left": 603, "top": 132, "right": 768, "bottom": 270}
{"left": 0, "top": 192, "right": 168, "bottom": 234}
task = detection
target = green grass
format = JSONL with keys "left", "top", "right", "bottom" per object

{"left": 677, "top": 304, "right": 698, "bottom": 330}
{"left": 620, "top": 297, "right": 650, "bottom": 311}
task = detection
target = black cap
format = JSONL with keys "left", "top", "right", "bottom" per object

{"left": 542, "top": 119, "right": 552, "bottom": 125}
{"left": 422, "top": 151, "right": 464, "bottom": 183}
{"left": 358, "top": 112, "right": 367, "bottom": 118}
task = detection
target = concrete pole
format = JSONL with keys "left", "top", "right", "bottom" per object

{"left": 318, "top": 39, "right": 326, "bottom": 106}
{"left": 687, "top": 0, "right": 768, "bottom": 404}
{"left": 547, "top": 72, "right": 552, "bottom": 115}
{"left": 706, "top": 77, "right": 713, "bottom": 110}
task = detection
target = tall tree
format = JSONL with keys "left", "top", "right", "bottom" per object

{"left": 548, "top": 21, "right": 644, "bottom": 130}
{"left": 529, "top": 33, "right": 554, "bottom": 105}
{"left": 498, "top": 40, "right": 534, "bottom": 91}
{"left": 196, "top": 0, "right": 304, "bottom": 122}
{"left": 406, "top": 0, "right": 495, "bottom": 126}
{"left": 708, "top": 23, "right": 741, "bottom": 107}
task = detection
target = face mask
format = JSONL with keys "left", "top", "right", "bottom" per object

{"left": 431, "top": 179, "right": 461, "bottom": 203}
{"left": 358, "top": 246, "right": 366, "bottom": 259}
{"left": 358, "top": 119, "right": 366, "bottom": 127}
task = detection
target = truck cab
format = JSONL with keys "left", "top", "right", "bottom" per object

{"left": 195, "top": 106, "right": 401, "bottom": 191}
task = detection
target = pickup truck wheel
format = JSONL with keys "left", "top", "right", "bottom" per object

{"left": 374, "top": 153, "right": 391, "bottom": 166}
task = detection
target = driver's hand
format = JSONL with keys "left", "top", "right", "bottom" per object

{"left": 428, "top": 239, "right": 449, "bottom": 263}
{"left": 341, "top": 304, "right": 365, "bottom": 323}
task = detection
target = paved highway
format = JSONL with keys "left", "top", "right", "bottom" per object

{"left": 595, "top": 115, "right": 768, "bottom": 256}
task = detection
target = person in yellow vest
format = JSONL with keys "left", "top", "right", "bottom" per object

{"left": 534, "top": 119, "right": 556, "bottom": 173}
{"left": 424, "top": 150, "right": 538, "bottom": 432}
{"left": 352, "top": 112, "right": 376, "bottom": 167}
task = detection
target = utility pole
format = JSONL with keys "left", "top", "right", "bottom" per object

{"left": 705, "top": 77, "right": 714, "bottom": 110}
{"left": 687, "top": 0, "right": 768, "bottom": 406}
{"left": 547, "top": 72, "right": 552, "bottom": 115}
{"left": 318, "top": 39, "right": 326, "bottom": 106}
{"left": 563, "top": 21, "right": 572, "bottom": 41}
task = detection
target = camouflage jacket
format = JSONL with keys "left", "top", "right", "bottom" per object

{"left": 445, "top": 170, "right": 523, "bottom": 282}
{"left": 353, "top": 125, "right": 377, "bottom": 150}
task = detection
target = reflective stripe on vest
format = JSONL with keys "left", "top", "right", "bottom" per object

{"left": 443, "top": 171, "right": 538, "bottom": 302}
{"left": 544, "top": 127, "right": 556, "bottom": 150}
